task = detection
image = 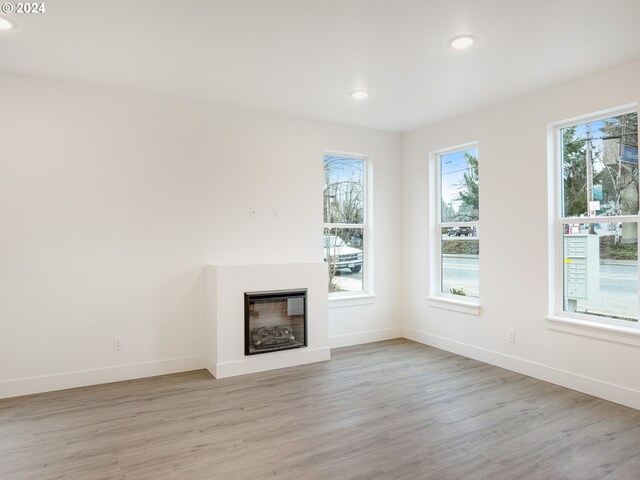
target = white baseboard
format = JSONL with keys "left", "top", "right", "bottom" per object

{"left": 12, "top": 327, "right": 634, "bottom": 411}
{"left": 210, "top": 347, "right": 331, "bottom": 379}
{"left": 329, "top": 327, "right": 402, "bottom": 348}
{"left": 402, "top": 327, "right": 640, "bottom": 411}
{"left": 0, "top": 355, "right": 207, "bottom": 400}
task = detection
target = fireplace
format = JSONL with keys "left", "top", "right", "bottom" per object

{"left": 244, "top": 289, "right": 307, "bottom": 355}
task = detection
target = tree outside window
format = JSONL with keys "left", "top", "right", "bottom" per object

{"left": 558, "top": 111, "right": 638, "bottom": 322}
{"left": 323, "top": 154, "right": 368, "bottom": 295}
{"left": 438, "top": 147, "right": 480, "bottom": 299}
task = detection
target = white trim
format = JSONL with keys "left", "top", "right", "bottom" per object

{"left": 548, "top": 105, "right": 639, "bottom": 324}
{"left": 428, "top": 151, "right": 438, "bottom": 298}
{"left": 546, "top": 122, "right": 559, "bottom": 316}
{"left": 430, "top": 141, "right": 479, "bottom": 157}
{"left": 559, "top": 215, "right": 638, "bottom": 224}
{"left": 429, "top": 143, "right": 480, "bottom": 300}
{"left": 403, "top": 327, "right": 640, "bottom": 410}
{"left": 547, "top": 315, "right": 640, "bottom": 346}
{"left": 0, "top": 355, "right": 207, "bottom": 400}
{"left": 366, "top": 156, "right": 374, "bottom": 295}
{"left": 329, "top": 328, "right": 402, "bottom": 348}
{"left": 324, "top": 149, "right": 369, "bottom": 160}
{"left": 329, "top": 293, "right": 376, "bottom": 308}
{"left": 428, "top": 295, "right": 481, "bottom": 315}
{"left": 210, "top": 347, "right": 330, "bottom": 379}
{"left": 549, "top": 103, "right": 637, "bottom": 130}
{"left": 324, "top": 151, "right": 373, "bottom": 297}
{"left": 440, "top": 221, "right": 480, "bottom": 228}
{"left": 324, "top": 222, "right": 365, "bottom": 228}
{"left": 551, "top": 308, "right": 640, "bottom": 329}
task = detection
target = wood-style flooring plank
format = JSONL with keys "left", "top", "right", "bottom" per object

{"left": 1, "top": 339, "right": 639, "bottom": 479}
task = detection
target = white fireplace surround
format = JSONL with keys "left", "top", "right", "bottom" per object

{"left": 206, "top": 262, "right": 330, "bottom": 378}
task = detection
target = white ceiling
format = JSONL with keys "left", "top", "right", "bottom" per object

{"left": 1, "top": 0, "right": 639, "bottom": 132}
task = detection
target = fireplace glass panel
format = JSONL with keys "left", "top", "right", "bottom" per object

{"left": 245, "top": 289, "right": 307, "bottom": 355}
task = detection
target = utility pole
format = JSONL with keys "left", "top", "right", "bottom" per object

{"left": 585, "top": 124, "right": 596, "bottom": 234}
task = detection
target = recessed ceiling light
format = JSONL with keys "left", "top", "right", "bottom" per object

{"left": 0, "top": 17, "right": 13, "bottom": 30}
{"left": 450, "top": 35, "right": 476, "bottom": 49}
{"left": 351, "top": 90, "right": 369, "bottom": 100}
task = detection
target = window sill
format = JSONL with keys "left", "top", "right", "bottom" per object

{"left": 546, "top": 315, "right": 640, "bottom": 347}
{"left": 329, "top": 294, "right": 376, "bottom": 308}
{"left": 428, "top": 296, "right": 481, "bottom": 315}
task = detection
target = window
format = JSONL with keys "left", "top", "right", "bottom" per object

{"left": 552, "top": 107, "right": 638, "bottom": 326}
{"left": 431, "top": 144, "right": 480, "bottom": 304}
{"left": 323, "top": 153, "right": 369, "bottom": 296}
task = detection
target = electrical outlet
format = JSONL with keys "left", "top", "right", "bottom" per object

{"left": 272, "top": 208, "right": 279, "bottom": 219}
{"left": 508, "top": 330, "right": 516, "bottom": 343}
{"left": 113, "top": 337, "right": 123, "bottom": 351}
{"left": 249, "top": 207, "right": 256, "bottom": 219}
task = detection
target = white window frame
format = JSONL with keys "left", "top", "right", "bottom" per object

{"left": 547, "top": 104, "right": 640, "bottom": 334}
{"left": 428, "top": 142, "right": 480, "bottom": 314}
{"left": 323, "top": 151, "right": 373, "bottom": 301}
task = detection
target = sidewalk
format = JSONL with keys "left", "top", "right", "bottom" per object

{"left": 600, "top": 259, "right": 636, "bottom": 266}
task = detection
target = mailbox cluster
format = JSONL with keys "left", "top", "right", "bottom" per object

{"left": 564, "top": 234, "right": 599, "bottom": 311}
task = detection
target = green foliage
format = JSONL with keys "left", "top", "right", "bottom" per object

{"left": 449, "top": 288, "right": 466, "bottom": 296}
{"left": 562, "top": 113, "right": 638, "bottom": 219}
{"left": 456, "top": 152, "right": 479, "bottom": 221}
{"left": 442, "top": 239, "right": 479, "bottom": 255}
{"left": 562, "top": 127, "right": 588, "bottom": 217}
{"left": 598, "top": 113, "right": 638, "bottom": 216}
{"left": 441, "top": 200, "right": 456, "bottom": 223}
{"left": 602, "top": 112, "right": 638, "bottom": 148}
{"left": 600, "top": 236, "right": 638, "bottom": 260}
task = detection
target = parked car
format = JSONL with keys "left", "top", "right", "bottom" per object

{"left": 447, "top": 226, "right": 471, "bottom": 237}
{"left": 324, "top": 235, "right": 363, "bottom": 273}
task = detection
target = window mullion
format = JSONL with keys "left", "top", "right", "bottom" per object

{"left": 324, "top": 223, "right": 365, "bottom": 229}
{"left": 559, "top": 215, "right": 639, "bottom": 224}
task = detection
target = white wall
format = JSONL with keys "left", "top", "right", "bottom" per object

{"left": 0, "top": 73, "right": 402, "bottom": 398}
{"left": 402, "top": 58, "right": 640, "bottom": 409}
{"left": 9, "top": 57, "right": 638, "bottom": 406}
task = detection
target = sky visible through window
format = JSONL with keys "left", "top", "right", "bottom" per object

{"left": 440, "top": 148, "right": 478, "bottom": 219}
{"left": 561, "top": 112, "right": 638, "bottom": 218}
{"left": 324, "top": 155, "right": 362, "bottom": 182}
{"left": 571, "top": 118, "right": 637, "bottom": 169}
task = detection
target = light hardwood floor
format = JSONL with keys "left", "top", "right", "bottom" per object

{"left": 2, "top": 339, "right": 640, "bottom": 479}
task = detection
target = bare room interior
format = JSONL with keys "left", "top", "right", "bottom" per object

{"left": 1, "top": 1, "right": 640, "bottom": 479}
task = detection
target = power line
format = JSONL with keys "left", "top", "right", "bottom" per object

{"left": 442, "top": 166, "right": 474, "bottom": 176}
